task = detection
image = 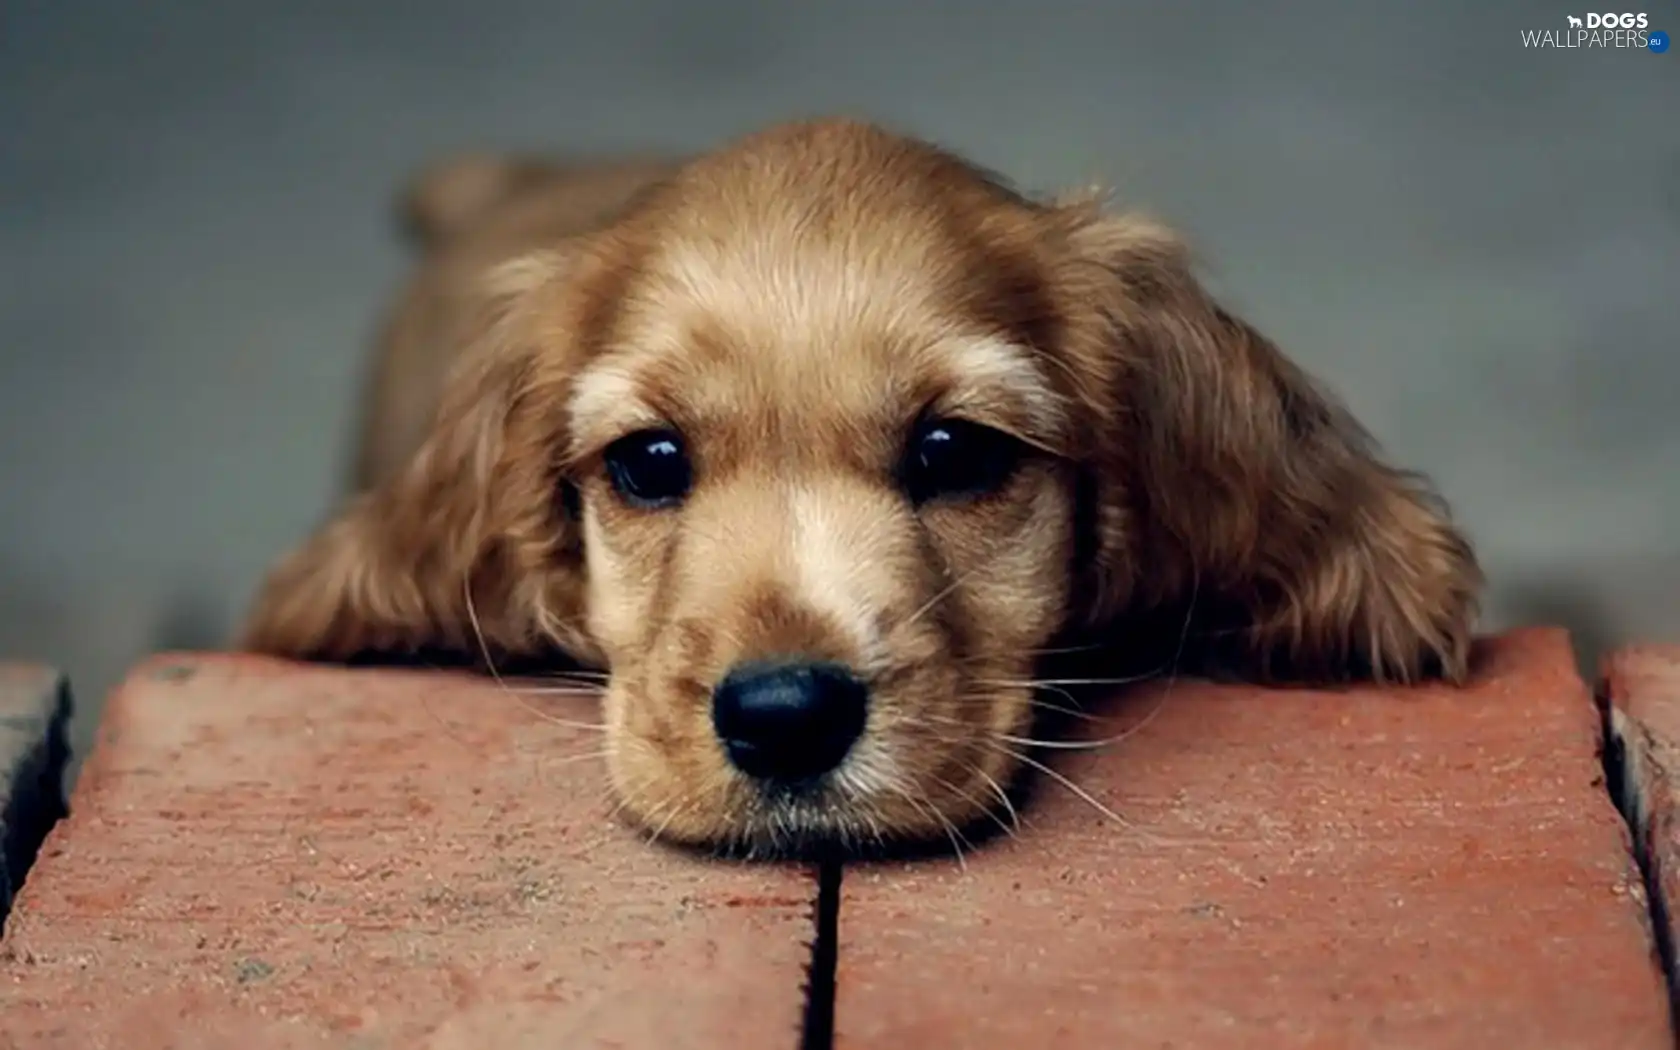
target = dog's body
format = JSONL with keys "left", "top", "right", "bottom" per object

{"left": 247, "top": 119, "right": 1482, "bottom": 855}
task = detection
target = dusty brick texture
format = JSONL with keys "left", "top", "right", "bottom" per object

{"left": 834, "top": 628, "right": 1672, "bottom": 1048}
{"left": 0, "top": 655, "right": 816, "bottom": 1049}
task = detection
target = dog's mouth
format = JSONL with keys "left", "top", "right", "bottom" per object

{"left": 721, "top": 783, "right": 892, "bottom": 859}
{"left": 692, "top": 758, "right": 1024, "bottom": 861}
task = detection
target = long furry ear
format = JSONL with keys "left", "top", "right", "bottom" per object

{"left": 1057, "top": 208, "right": 1483, "bottom": 684}
{"left": 241, "top": 251, "right": 600, "bottom": 668}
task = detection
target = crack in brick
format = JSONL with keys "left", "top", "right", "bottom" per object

{"left": 0, "top": 672, "right": 73, "bottom": 936}
{"left": 798, "top": 859, "right": 842, "bottom": 1050}
{"left": 1600, "top": 691, "right": 1680, "bottom": 1049}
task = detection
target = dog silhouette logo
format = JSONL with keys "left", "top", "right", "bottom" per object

{"left": 1567, "top": 14, "right": 1584, "bottom": 26}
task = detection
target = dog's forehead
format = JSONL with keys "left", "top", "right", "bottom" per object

{"left": 562, "top": 143, "right": 1070, "bottom": 462}
{"left": 604, "top": 236, "right": 964, "bottom": 450}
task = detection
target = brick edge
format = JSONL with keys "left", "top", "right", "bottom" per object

{"left": 0, "top": 670, "right": 74, "bottom": 931}
{"left": 1598, "top": 647, "right": 1680, "bottom": 1038}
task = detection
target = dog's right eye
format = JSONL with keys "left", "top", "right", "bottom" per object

{"left": 900, "top": 417, "right": 1024, "bottom": 505}
{"left": 603, "top": 428, "right": 692, "bottom": 508}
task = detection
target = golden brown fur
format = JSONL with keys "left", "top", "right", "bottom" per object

{"left": 244, "top": 119, "right": 1483, "bottom": 854}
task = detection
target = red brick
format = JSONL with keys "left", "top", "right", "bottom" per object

{"left": 835, "top": 628, "right": 1670, "bottom": 1048}
{"left": 1603, "top": 643, "right": 1680, "bottom": 976}
{"left": 0, "top": 655, "right": 816, "bottom": 1049}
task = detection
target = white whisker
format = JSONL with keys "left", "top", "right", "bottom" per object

{"left": 646, "top": 795, "right": 692, "bottom": 845}
{"left": 996, "top": 679, "right": 1179, "bottom": 753}
{"left": 1025, "top": 698, "right": 1110, "bottom": 724}
{"left": 969, "top": 764, "right": 1022, "bottom": 836}
{"left": 533, "top": 748, "right": 614, "bottom": 771}
{"left": 896, "top": 565, "right": 982, "bottom": 636}
{"left": 1023, "top": 640, "right": 1112, "bottom": 658}
{"left": 888, "top": 783, "right": 971, "bottom": 871}
{"left": 463, "top": 580, "right": 611, "bottom": 733}
{"left": 504, "top": 705, "right": 610, "bottom": 734}
{"left": 986, "top": 741, "right": 1153, "bottom": 840}
{"left": 938, "top": 768, "right": 1019, "bottom": 841}
{"left": 979, "top": 670, "right": 1165, "bottom": 689}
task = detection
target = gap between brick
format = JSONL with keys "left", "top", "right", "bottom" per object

{"left": 798, "top": 860, "right": 842, "bottom": 1050}
{"left": 1599, "top": 692, "right": 1680, "bottom": 1049}
{"left": 0, "top": 676, "right": 74, "bottom": 937}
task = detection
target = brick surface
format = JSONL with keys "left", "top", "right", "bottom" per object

{"left": 835, "top": 628, "right": 1671, "bottom": 1048}
{"left": 1603, "top": 642, "right": 1680, "bottom": 982}
{"left": 0, "top": 655, "right": 816, "bottom": 1050}
{"left": 0, "top": 663, "right": 71, "bottom": 928}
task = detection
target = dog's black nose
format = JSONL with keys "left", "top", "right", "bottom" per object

{"left": 711, "top": 660, "right": 869, "bottom": 783}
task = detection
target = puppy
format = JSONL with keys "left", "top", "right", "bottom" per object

{"left": 244, "top": 119, "right": 1482, "bottom": 855}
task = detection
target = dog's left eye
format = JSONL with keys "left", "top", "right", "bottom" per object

{"left": 603, "top": 428, "right": 692, "bottom": 508}
{"left": 900, "top": 418, "right": 1023, "bottom": 504}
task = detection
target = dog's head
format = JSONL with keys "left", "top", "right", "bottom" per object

{"left": 245, "top": 120, "right": 1480, "bottom": 853}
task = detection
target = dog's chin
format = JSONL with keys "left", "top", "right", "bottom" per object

{"left": 607, "top": 742, "right": 1025, "bottom": 861}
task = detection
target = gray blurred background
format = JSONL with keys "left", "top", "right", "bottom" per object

{"left": 2, "top": 0, "right": 1675, "bottom": 765}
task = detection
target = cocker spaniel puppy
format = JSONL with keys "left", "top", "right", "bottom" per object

{"left": 244, "top": 119, "right": 1482, "bottom": 854}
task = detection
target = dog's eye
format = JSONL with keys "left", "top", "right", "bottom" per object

{"left": 603, "top": 428, "right": 692, "bottom": 508}
{"left": 901, "top": 418, "right": 1023, "bottom": 504}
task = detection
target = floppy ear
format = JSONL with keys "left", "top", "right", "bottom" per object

{"left": 1057, "top": 208, "right": 1482, "bottom": 684}
{"left": 241, "top": 252, "right": 601, "bottom": 668}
